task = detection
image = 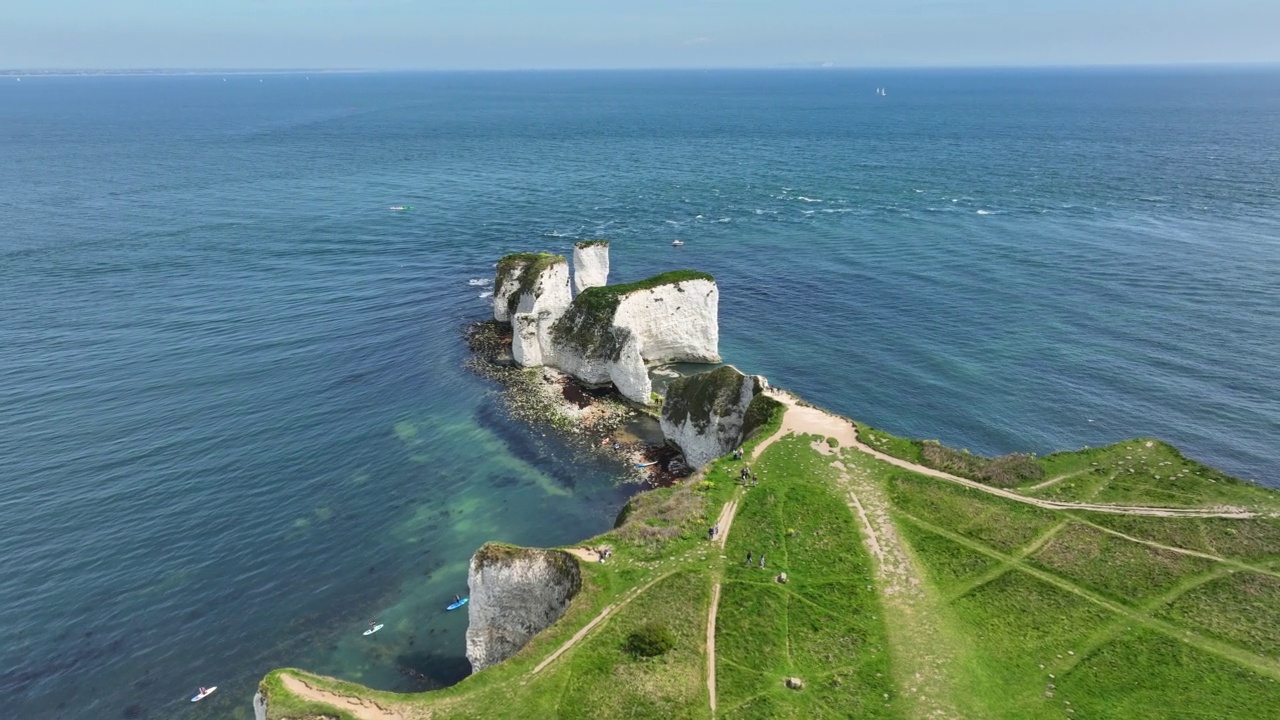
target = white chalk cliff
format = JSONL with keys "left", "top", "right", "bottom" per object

{"left": 465, "top": 545, "right": 582, "bottom": 673}
{"left": 545, "top": 274, "right": 720, "bottom": 403}
{"left": 493, "top": 245, "right": 720, "bottom": 404}
{"left": 572, "top": 241, "right": 609, "bottom": 293}
{"left": 492, "top": 254, "right": 573, "bottom": 367}
{"left": 660, "top": 365, "right": 767, "bottom": 469}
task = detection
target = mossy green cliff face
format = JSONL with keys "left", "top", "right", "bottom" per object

{"left": 659, "top": 365, "right": 767, "bottom": 469}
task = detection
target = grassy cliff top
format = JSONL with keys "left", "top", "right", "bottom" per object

{"left": 263, "top": 397, "right": 1280, "bottom": 720}
{"left": 574, "top": 239, "right": 610, "bottom": 249}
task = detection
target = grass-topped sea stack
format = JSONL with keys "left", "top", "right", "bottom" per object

{"left": 546, "top": 270, "right": 719, "bottom": 403}
{"left": 493, "top": 242, "right": 720, "bottom": 404}
{"left": 493, "top": 253, "right": 572, "bottom": 367}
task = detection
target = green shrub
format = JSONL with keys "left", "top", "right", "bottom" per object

{"left": 919, "top": 441, "right": 1042, "bottom": 488}
{"left": 625, "top": 621, "right": 676, "bottom": 658}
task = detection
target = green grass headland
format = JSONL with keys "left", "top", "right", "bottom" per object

{"left": 262, "top": 397, "right": 1280, "bottom": 719}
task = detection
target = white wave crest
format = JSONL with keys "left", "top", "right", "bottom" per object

{"left": 468, "top": 278, "right": 492, "bottom": 287}
{"left": 479, "top": 290, "right": 494, "bottom": 299}
{"left": 796, "top": 196, "right": 822, "bottom": 203}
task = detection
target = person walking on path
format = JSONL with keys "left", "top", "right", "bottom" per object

{"left": 746, "top": 551, "right": 753, "bottom": 565}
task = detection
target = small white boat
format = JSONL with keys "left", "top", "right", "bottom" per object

{"left": 671, "top": 240, "right": 685, "bottom": 247}
{"left": 191, "top": 686, "right": 217, "bottom": 702}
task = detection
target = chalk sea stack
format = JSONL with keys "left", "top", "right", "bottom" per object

{"left": 572, "top": 240, "right": 610, "bottom": 293}
{"left": 493, "top": 243, "right": 720, "bottom": 403}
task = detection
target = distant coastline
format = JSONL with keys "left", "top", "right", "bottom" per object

{"left": 0, "top": 68, "right": 367, "bottom": 77}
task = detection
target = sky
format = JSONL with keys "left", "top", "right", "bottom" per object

{"left": 3, "top": 0, "right": 1279, "bottom": 70}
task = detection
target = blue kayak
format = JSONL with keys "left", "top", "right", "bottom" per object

{"left": 446, "top": 597, "right": 469, "bottom": 611}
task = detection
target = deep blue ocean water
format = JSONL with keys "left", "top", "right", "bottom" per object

{"left": 1, "top": 68, "right": 1278, "bottom": 718}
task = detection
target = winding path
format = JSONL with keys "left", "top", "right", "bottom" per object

{"left": 705, "top": 488, "right": 745, "bottom": 714}
{"left": 530, "top": 573, "right": 670, "bottom": 675}
{"left": 278, "top": 674, "right": 407, "bottom": 720}
{"left": 763, "top": 390, "right": 1261, "bottom": 519}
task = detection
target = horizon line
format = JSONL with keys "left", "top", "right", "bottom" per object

{"left": 3, "top": 61, "right": 1280, "bottom": 77}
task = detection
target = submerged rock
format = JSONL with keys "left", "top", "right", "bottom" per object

{"left": 660, "top": 365, "right": 768, "bottom": 469}
{"left": 465, "top": 544, "right": 582, "bottom": 673}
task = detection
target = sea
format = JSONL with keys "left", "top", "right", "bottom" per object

{"left": 1, "top": 68, "right": 1278, "bottom": 719}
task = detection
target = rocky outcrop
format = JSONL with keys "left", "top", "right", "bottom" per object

{"left": 545, "top": 271, "right": 720, "bottom": 403}
{"left": 465, "top": 544, "right": 582, "bottom": 673}
{"left": 493, "top": 253, "right": 570, "bottom": 323}
{"left": 573, "top": 240, "right": 610, "bottom": 293}
{"left": 493, "top": 253, "right": 573, "bottom": 367}
{"left": 660, "top": 365, "right": 769, "bottom": 469}
{"left": 494, "top": 245, "right": 719, "bottom": 405}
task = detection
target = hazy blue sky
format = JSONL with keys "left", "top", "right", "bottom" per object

{"left": 4, "top": 0, "right": 1279, "bottom": 70}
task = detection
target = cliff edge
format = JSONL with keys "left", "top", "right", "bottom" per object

{"left": 465, "top": 543, "right": 582, "bottom": 673}
{"left": 660, "top": 365, "right": 771, "bottom": 469}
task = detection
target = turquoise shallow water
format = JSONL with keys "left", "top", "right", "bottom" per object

{"left": 1, "top": 69, "right": 1278, "bottom": 718}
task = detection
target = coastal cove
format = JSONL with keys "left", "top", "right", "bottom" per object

{"left": 3, "top": 69, "right": 1279, "bottom": 718}
{"left": 258, "top": 244, "right": 1280, "bottom": 719}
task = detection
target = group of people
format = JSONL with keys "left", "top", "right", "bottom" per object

{"left": 739, "top": 466, "right": 759, "bottom": 486}
{"left": 744, "top": 551, "right": 766, "bottom": 569}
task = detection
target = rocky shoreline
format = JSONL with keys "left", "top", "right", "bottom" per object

{"left": 465, "top": 320, "right": 686, "bottom": 487}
